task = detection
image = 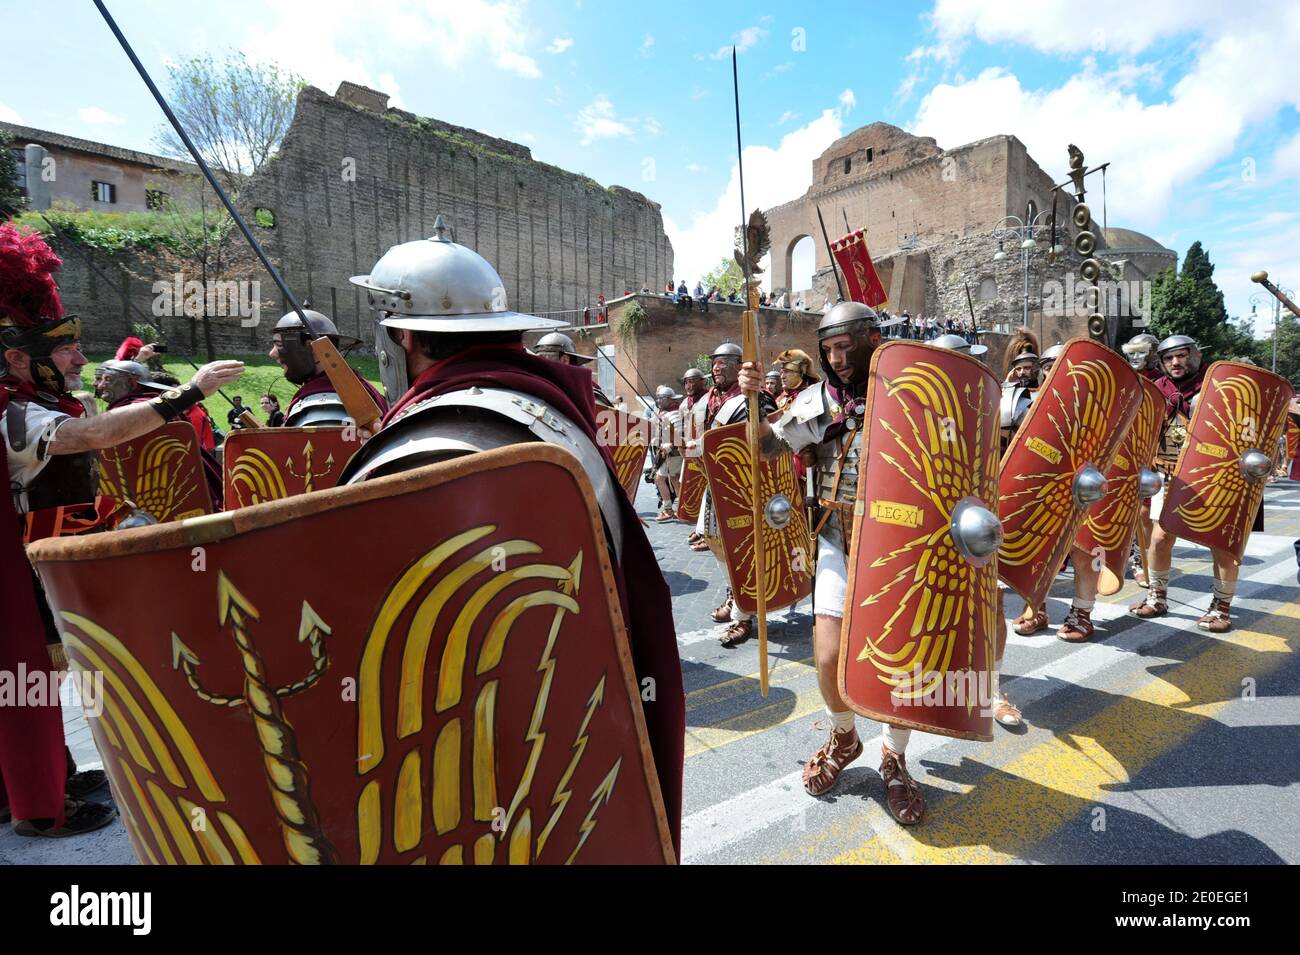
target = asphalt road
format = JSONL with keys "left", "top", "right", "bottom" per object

{"left": 4, "top": 474, "right": 1298, "bottom": 865}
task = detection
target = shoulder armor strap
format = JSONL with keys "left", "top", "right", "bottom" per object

{"left": 6, "top": 400, "right": 29, "bottom": 453}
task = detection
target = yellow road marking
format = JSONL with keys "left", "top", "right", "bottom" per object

{"left": 766, "top": 613, "right": 1296, "bottom": 864}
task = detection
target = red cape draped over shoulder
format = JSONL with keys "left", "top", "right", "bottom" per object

{"left": 385, "top": 344, "right": 685, "bottom": 853}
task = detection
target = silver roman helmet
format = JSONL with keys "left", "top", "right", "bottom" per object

{"left": 350, "top": 215, "right": 564, "bottom": 398}
{"left": 272, "top": 307, "right": 360, "bottom": 385}
{"left": 1122, "top": 333, "right": 1160, "bottom": 371}
{"left": 1040, "top": 343, "right": 1064, "bottom": 372}
{"left": 1156, "top": 334, "right": 1202, "bottom": 376}
{"left": 533, "top": 331, "right": 593, "bottom": 365}
{"left": 93, "top": 359, "right": 166, "bottom": 403}
{"left": 682, "top": 367, "right": 706, "bottom": 382}
{"left": 654, "top": 384, "right": 676, "bottom": 399}
{"left": 931, "top": 333, "right": 989, "bottom": 358}
{"left": 816, "top": 301, "right": 880, "bottom": 386}
{"left": 710, "top": 342, "right": 743, "bottom": 361}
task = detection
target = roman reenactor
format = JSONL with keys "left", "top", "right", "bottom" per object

{"left": 763, "top": 369, "right": 782, "bottom": 399}
{"left": 0, "top": 223, "right": 242, "bottom": 837}
{"left": 773, "top": 348, "right": 818, "bottom": 410}
{"left": 651, "top": 384, "right": 683, "bottom": 522}
{"left": 1131, "top": 334, "right": 1254, "bottom": 632}
{"left": 692, "top": 341, "right": 776, "bottom": 647}
{"left": 736, "top": 302, "right": 929, "bottom": 824}
{"left": 1122, "top": 332, "right": 1163, "bottom": 382}
{"left": 339, "top": 222, "right": 685, "bottom": 853}
{"left": 269, "top": 308, "right": 388, "bottom": 427}
{"left": 679, "top": 367, "right": 709, "bottom": 546}
{"left": 532, "top": 330, "right": 615, "bottom": 408}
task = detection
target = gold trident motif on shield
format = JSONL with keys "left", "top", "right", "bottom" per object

{"left": 171, "top": 571, "right": 338, "bottom": 864}
{"left": 285, "top": 440, "right": 336, "bottom": 494}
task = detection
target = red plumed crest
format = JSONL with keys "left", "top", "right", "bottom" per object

{"left": 116, "top": 337, "right": 144, "bottom": 361}
{"left": 0, "top": 224, "right": 64, "bottom": 329}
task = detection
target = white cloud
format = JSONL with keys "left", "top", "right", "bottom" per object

{"left": 1272, "top": 131, "right": 1300, "bottom": 183}
{"left": 79, "top": 106, "right": 126, "bottom": 126}
{"left": 704, "top": 22, "right": 769, "bottom": 60}
{"left": 642, "top": 117, "right": 663, "bottom": 137}
{"left": 690, "top": 86, "right": 707, "bottom": 101}
{"left": 765, "top": 61, "right": 793, "bottom": 79}
{"left": 686, "top": 163, "right": 706, "bottom": 173}
{"left": 641, "top": 34, "right": 655, "bottom": 57}
{"left": 574, "top": 96, "right": 632, "bottom": 145}
{"left": 515, "top": 131, "right": 538, "bottom": 144}
{"left": 242, "top": 0, "right": 542, "bottom": 93}
{"left": 0, "top": 101, "right": 21, "bottom": 124}
{"left": 665, "top": 99, "right": 850, "bottom": 287}
{"left": 837, "top": 89, "right": 856, "bottom": 113}
{"left": 910, "top": 15, "right": 1300, "bottom": 228}
{"left": 546, "top": 36, "right": 573, "bottom": 55}
{"left": 776, "top": 110, "right": 799, "bottom": 125}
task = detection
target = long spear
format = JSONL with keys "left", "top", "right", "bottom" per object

{"left": 731, "top": 48, "right": 769, "bottom": 697}
{"left": 92, "top": 0, "right": 381, "bottom": 433}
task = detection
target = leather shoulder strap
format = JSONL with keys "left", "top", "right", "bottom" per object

{"left": 6, "top": 400, "right": 29, "bottom": 453}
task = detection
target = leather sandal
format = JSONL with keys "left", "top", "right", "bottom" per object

{"left": 1129, "top": 588, "right": 1167, "bottom": 618}
{"left": 711, "top": 589, "right": 734, "bottom": 623}
{"left": 690, "top": 537, "right": 711, "bottom": 552}
{"left": 993, "top": 695, "right": 1022, "bottom": 727}
{"left": 1013, "top": 606, "right": 1049, "bottom": 636}
{"left": 1056, "top": 606, "right": 1094, "bottom": 643}
{"left": 719, "top": 619, "right": 753, "bottom": 647}
{"left": 65, "top": 769, "right": 109, "bottom": 799}
{"left": 655, "top": 508, "right": 675, "bottom": 523}
{"left": 802, "top": 726, "right": 863, "bottom": 796}
{"left": 1197, "top": 599, "right": 1233, "bottom": 633}
{"left": 686, "top": 531, "right": 704, "bottom": 544}
{"left": 12, "top": 798, "right": 117, "bottom": 838}
{"left": 879, "top": 745, "right": 926, "bottom": 825}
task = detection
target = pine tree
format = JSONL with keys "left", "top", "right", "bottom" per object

{"left": 1148, "top": 241, "right": 1248, "bottom": 361}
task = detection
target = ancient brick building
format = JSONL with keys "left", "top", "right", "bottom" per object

{"left": 764, "top": 123, "right": 1175, "bottom": 354}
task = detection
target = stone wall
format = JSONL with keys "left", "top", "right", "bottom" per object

{"left": 49, "top": 84, "right": 673, "bottom": 356}
{"left": 240, "top": 86, "right": 674, "bottom": 344}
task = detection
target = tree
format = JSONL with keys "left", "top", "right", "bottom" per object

{"left": 1148, "top": 241, "right": 1254, "bottom": 362}
{"left": 700, "top": 257, "right": 744, "bottom": 298}
{"left": 0, "top": 130, "right": 25, "bottom": 218}
{"left": 1249, "top": 311, "right": 1300, "bottom": 384}
{"left": 155, "top": 51, "right": 304, "bottom": 185}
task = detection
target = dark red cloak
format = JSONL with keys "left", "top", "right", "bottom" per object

{"left": 385, "top": 345, "right": 685, "bottom": 854}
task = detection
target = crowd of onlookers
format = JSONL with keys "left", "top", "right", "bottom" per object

{"left": 632, "top": 279, "right": 981, "bottom": 344}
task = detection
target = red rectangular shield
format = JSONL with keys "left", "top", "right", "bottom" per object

{"left": 1159, "top": 361, "right": 1294, "bottom": 558}
{"left": 596, "top": 408, "right": 651, "bottom": 504}
{"left": 841, "top": 342, "right": 1003, "bottom": 741}
{"left": 998, "top": 339, "right": 1143, "bottom": 608}
{"left": 29, "top": 445, "right": 674, "bottom": 865}
{"left": 1075, "top": 377, "right": 1164, "bottom": 594}
{"left": 97, "top": 420, "right": 213, "bottom": 523}
{"left": 222, "top": 426, "right": 361, "bottom": 508}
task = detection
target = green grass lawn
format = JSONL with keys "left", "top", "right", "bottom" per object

{"left": 84, "top": 353, "right": 382, "bottom": 429}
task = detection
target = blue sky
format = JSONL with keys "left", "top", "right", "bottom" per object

{"left": 4, "top": 1, "right": 1299, "bottom": 332}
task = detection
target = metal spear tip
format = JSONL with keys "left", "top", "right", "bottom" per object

{"left": 1251, "top": 270, "right": 1269, "bottom": 283}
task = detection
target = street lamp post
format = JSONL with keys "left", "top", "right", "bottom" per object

{"left": 1251, "top": 285, "right": 1292, "bottom": 373}
{"left": 993, "top": 211, "right": 1053, "bottom": 342}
